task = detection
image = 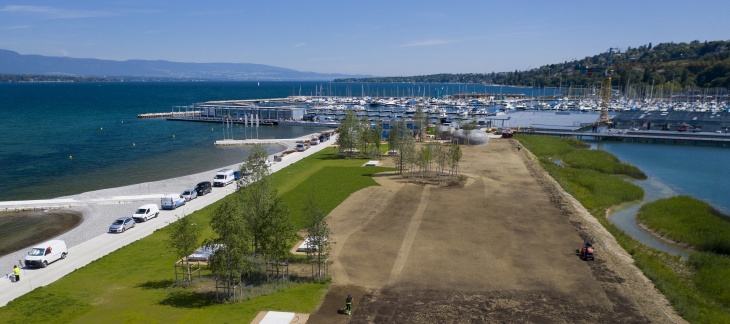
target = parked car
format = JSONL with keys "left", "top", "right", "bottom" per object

{"left": 387, "top": 149, "right": 399, "bottom": 156}
{"left": 181, "top": 189, "right": 198, "bottom": 201}
{"left": 196, "top": 181, "right": 212, "bottom": 196}
{"left": 109, "top": 217, "right": 136, "bottom": 233}
{"left": 233, "top": 171, "right": 242, "bottom": 181}
{"left": 213, "top": 169, "right": 236, "bottom": 187}
{"left": 132, "top": 204, "right": 159, "bottom": 222}
{"left": 310, "top": 137, "right": 320, "bottom": 145}
{"left": 296, "top": 143, "right": 306, "bottom": 152}
{"left": 161, "top": 194, "right": 186, "bottom": 210}
{"left": 187, "top": 244, "right": 223, "bottom": 262}
{"left": 24, "top": 240, "right": 67, "bottom": 268}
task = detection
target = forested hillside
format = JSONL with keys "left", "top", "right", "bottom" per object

{"left": 336, "top": 40, "right": 730, "bottom": 90}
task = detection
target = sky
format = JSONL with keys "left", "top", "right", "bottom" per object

{"left": 1, "top": 1, "right": 729, "bottom": 77}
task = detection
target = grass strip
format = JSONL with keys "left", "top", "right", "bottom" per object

{"left": 0, "top": 146, "right": 388, "bottom": 323}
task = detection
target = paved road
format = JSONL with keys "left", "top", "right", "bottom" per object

{"left": 0, "top": 135, "right": 336, "bottom": 307}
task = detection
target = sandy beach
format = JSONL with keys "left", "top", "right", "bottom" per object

{"left": 0, "top": 134, "right": 334, "bottom": 306}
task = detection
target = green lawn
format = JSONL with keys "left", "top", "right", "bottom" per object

{"left": 0, "top": 147, "right": 390, "bottom": 323}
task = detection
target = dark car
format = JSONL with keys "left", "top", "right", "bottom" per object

{"left": 195, "top": 181, "right": 212, "bottom": 196}
{"left": 233, "top": 171, "right": 241, "bottom": 181}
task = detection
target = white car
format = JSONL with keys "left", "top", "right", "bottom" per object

{"left": 187, "top": 244, "right": 223, "bottom": 262}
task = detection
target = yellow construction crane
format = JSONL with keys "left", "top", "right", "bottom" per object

{"left": 575, "top": 48, "right": 622, "bottom": 126}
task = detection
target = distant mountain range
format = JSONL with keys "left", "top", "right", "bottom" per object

{"left": 0, "top": 49, "right": 370, "bottom": 81}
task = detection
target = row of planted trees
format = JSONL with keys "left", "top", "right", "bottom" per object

{"left": 166, "top": 144, "right": 331, "bottom": 302}
{"left": 337, "top": 109, "right": 463, "bottom": 182}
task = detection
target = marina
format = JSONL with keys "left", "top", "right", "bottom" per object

{"left": 150, "top": 94, "right": 730, "bottom": 146}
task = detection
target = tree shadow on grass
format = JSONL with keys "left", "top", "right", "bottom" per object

{"left": 159, "top": 290, "right": 214, "bottom": 309}
{"left": 137, "top": 279, "right": 174, "bottom": 290}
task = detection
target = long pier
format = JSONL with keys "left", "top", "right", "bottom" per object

{"left": 137, "top": 111, "right": 201, "bottom": 119}
{"left": 523, "top": 130, "right": 730, "bottom": 147}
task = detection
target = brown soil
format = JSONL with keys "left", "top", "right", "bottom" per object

{"left": 308, "top": 139, "right": 685, "bottom": 323}
{"left": 0, "top": 209, "right": 82, "bottom": 255}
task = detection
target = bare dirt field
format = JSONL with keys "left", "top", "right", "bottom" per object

{"left": 308, "top": 138, "right": 684, "bottom": 323}
{"left": 0, "top": 209, "right": 82, "bottom": 256}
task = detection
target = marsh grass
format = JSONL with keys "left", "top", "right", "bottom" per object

{"left": 516, "top": 134, "right": 730, "bottom": 322}
{"left": 638, "top": 196, "right": 730, "bottom": 254}
{"left": 562, "top": 150, "right": 647, "bottom": 179}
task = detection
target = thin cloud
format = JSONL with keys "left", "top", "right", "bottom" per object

{"left": 0, "top": 25, "right": 31, "bottom": 30}
{"left": 185, "top": 9, "right": 245, "bottom": 17}
{"left": 398, "top": 39, "right": 454, "bottom": 47}
{"left": 0, "top": 5, "right": 116, "bottom": 19}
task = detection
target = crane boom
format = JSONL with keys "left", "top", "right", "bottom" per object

{"left": 574, "top": 48, "right": 620, "bottom": 126}
{"left": 597, "top": 69, "right": 612, "bottom": 125}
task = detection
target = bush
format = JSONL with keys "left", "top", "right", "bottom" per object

{"left": 562, "top": 150, "right": 647, "bottom": 179}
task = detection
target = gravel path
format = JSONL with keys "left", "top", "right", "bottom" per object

{"left": 0, "top": 134, "right": 336, "bottom": 306}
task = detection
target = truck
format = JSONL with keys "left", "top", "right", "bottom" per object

{"left": 24, "top": 240, "right": 68, "bottom": 268}
{"left": 161, "top": 193, "right": 186, "bottom": 210}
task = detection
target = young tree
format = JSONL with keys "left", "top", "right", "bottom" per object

{"left": 461, "top": 119, "right": 477, "bottom": 145}
{"left": 433, "top": 143, "right": 449, "bottom": 180}
{"left": 165, "top": 215, "right": 201, "bottom": 269}
{"left": 371, "top": 121, "right": 383, "bottom": 157}
{"left": 239, "top": 176, "right": 277, "bottom": 258}
{"left": 359, "top": 115, "right": 371, "bottom": 154}
{"left": 337, "top": 110, "right": 359, "bottom": 156}
{"left": 416, "top": 146, "right": 432, "bottom": 177}
{"left": 389, "top": 120, "right": 416, "bottom": 174}
{"left": 304, "top": 201, "right": 332, "bottom": 279}
{"left": 257, "top": 194, "right": 296, "bottom": 280}
{"left": 449, "top": 143, "right": 462, "bottom": 175}
{"left": 208, "top": 200, "right": 251, "bottom": 286}
{"left": 414, "top": 106, "right": 428, "bottom": 142}
{"left": 238, "top": 144, "right": 270, "bottom": 187}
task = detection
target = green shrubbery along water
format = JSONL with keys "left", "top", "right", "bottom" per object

{"left": 638, "top": 196, "right": 730, "bottom": 254}
{"left": 562, "top": 150, "right": 647, "bottom": 179}
{"left": 542, "top": 163, "right": 644, "bottom": 212}
{"left": 515, "top": 134, "right": 730, "bottom": 322}
{"left": 517, "top": 135, "right": 577, "bottom": 157}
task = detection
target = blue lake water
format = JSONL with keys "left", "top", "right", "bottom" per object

{"left": 594, "top": 141, "right": 730, "bottom": 215}
{"left": 0, "top": 81, "right": 556, "bottom": 202}
{"left": 591, "top": 141, "right": 730, "bottom": 255}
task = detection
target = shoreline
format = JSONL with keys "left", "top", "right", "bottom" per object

{"left": 0, "top": 132, "right": 335, "bottom": 306}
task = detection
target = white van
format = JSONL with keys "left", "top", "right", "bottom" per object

{"left": 133, "top": 204, "right": 160, "bottom": 222}
{"left": 24, "top": 240, "right": 68, "bottom": 268}
{"left": 213, "top": 169, "right": 236, "bottom": 187}
{"left": 161, "top": 194, "right": 186, "bottom": 210}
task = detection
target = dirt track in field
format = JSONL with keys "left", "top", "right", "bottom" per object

{"left": 308, "top": 138, "right": 685, "bottom": 323}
